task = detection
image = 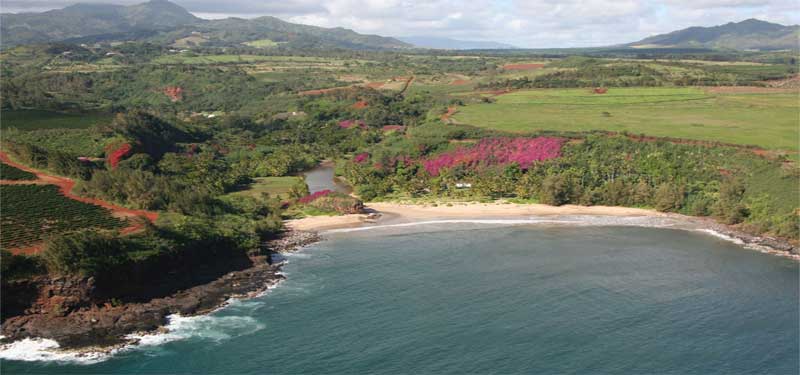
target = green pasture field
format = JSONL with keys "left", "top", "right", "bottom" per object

{"left": 1, "top": 110, "right": 113, "bottom": 131}
{"left": 243, "top": 39, "right": 280, "bottom": 48}
{"left": 0, "top": 185, "right": 125, "bottom": 248}
{"left": 229, "top": 176, "right": 302, "bottom": 199}
{"left": 454, "top": 87, "right": 800, "bottom": 152}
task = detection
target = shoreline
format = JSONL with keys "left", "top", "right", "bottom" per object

{"left": 287, "top": 201, "right": 799, "bottom": 260}
{"left": 0, "top": 231, "right": 321, "bottom": 362}
{"left": 2, "top": 202, "right": 797, "bottom": 362}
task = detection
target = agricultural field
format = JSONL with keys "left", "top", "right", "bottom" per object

{"left": 1, "top": 110, "right": 113, "bottom": 131}
{"left": 0, "top": 162, "right": 36, "bottom": 180}
{"left": 228, "top": 176, "right": 303, "bottom": 199}
{"left": 3, "top": 128, "right": 110, "bottom": 156}
{"left": 454, "top": 87, "right": 799, "bottom": 152}
{"left": 0, "top": 184, "right": 125, "bottom": 249}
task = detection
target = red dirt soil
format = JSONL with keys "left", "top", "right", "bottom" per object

{"left": 1, "top": 151, "right": 159, "bottom": 255}
{"left": 503, "top": 63, "right": 545, "bottom": 70}
{"left": 450, "top": 79, "right": 469, "bottom": 86}
{"left": 352, "top": 100, "right": 369, "bottom": 109}
{"left": 163, "top": 86, "right": 183, "bottom": 102}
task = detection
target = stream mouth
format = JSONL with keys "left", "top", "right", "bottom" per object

{"left": 302, "top": 162, "right": 351, "bottom": 194}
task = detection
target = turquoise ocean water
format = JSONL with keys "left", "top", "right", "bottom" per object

{"left": 2, "top": 224, "right": 798, "bottom": 374}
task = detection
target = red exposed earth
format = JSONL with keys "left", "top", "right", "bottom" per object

{"left": 163, "top": 86, "right": 183, "bottom": 102}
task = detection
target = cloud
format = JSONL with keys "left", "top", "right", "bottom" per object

{"left": 1, "top": 0, "right": 797, "bottom": 47}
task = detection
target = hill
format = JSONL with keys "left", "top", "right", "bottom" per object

{"left": 0, "top": 0, "right": 410, "bottom": 50}
{"left": 398, "top": 36, "right": 517, "bottom": 50}
{"left": 629, "top": 19, "right": 800, "bottom": 51}
{"left": 0, "top": 0, "right": 197, "bottom": 46}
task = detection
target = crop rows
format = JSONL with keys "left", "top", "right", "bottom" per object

{"left": 0, "top": 162, "right": 36, "bottom": 180}
{"left": 1, "top": 185, "right": 125, "bottom": 248}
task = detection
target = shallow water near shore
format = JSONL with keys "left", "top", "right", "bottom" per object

{"left": 3, "top": 224, "right": 798, "bottom": 373}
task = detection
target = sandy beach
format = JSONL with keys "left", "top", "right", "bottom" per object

{"left": 285, "top": 201, "right": 799, "bottom": 260}
{"left": 285, "top": 201, "right": 665, "bottom": 231}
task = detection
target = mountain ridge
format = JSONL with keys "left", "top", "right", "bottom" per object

{"left": 629, "top": 19, "right": 799, "bottom": 51}
{"left": 0, "top": 0, "right": 410, "bottom": 50}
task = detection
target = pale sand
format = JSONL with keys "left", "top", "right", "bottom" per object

{"left": 285, "top": 202, "right": 664, "bottom": 231}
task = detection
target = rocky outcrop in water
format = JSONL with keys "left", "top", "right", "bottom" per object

{"left": 0, "top": 230, "right": 319, "bottom": 349}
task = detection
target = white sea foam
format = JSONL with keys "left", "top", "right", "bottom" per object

{"left": 695, "top": 228, "right": 800, "bottom": 260}
{"left": 0, "top": 312, "right": 269, "bottom": 365}
{"left": 695, "top": 228, "right": 745, "bottom": 245}
{"left": 0, "top": 278, "right": 281, "bottom": 365}
{"left": 127, "top": 314, "right": 265, "bottom": 347}
{"left": 324, "top": 216, "right": 682, "bottom": 234}
{"left": 0, "top": 337, "right": 115, "bottom": 364}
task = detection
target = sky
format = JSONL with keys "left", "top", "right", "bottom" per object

{"left": 2, "top": 0, "right": 798, "bottom": 47}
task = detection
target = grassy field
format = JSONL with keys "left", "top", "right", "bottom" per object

{"left": 229, "top": 176, "right": 302, "bottom": 199}
{"left": 454, "top": 87, "right": 799, "bottom": 151}
{"left": 1, "top": 110, "right": 113, "bottom": 131}
{"left": 0, "top": 185, "right": 125, "bottom": 248}
{"left": 243, "top": 39, "right": 280, "bottom": 48}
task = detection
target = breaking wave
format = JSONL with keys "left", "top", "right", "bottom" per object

{"left": 324, "top": 215, "right": 684, "bottom": 234}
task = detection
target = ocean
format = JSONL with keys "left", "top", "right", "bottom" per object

{"left": 2, "top": 223, "right": 798, "bottom": 374}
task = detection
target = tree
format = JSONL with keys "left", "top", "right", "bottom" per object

{"left": 631, "top": 179, "right": 653, "bottom": 206}
{"left": 539, "top": 174, "right": 570, "bottom": 206}
{"left": 654, "top": 182, "right": 684, "bottom": 212}
{"left": 712, "top": 178, "right": 749, "bottom": 224}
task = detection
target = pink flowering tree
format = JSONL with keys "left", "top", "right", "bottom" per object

{"left": 421, "top": 137, "right": 565, "bottom": 176}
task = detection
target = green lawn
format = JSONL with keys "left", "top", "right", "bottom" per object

{"left": 229, "top": 176, "right": 302, "bottom": 199}
{"left": 454, "top": 88, "right": 799, "bottom": 151}
{"left": 1, "top": 110, "right": 113, "bottom": 131}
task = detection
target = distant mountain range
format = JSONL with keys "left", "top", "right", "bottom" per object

{"left": 0, "top": 0, "right": 410, "bottom": 50}
{"left": 1, "top": 1, "right": 797, "bottom": 52}
{"left": 628, "top": 19, "right": 799, "bottom": 51}
{"left": 398, "top": 36, "right": 517, "bottom": 50}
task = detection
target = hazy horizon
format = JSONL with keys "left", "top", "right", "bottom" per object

{"left": 1, "top": 0, "right": 797, "bottom": 48}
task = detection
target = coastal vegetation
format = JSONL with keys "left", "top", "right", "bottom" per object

{"left": 0, "top": 30, "right": 797, "bottom": 350}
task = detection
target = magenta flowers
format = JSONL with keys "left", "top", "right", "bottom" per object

{"left": 353, "top": 153, "right": 370, "bottom": 164}
{"left": 298, "top": 190, "right": 333, "bottom": 204}
{"left": 422, "top": 137, "right": 565, "bottom": 176}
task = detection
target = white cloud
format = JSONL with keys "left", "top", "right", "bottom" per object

{"left": 2, "top": 0, "right": 798, "bottom": 47}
